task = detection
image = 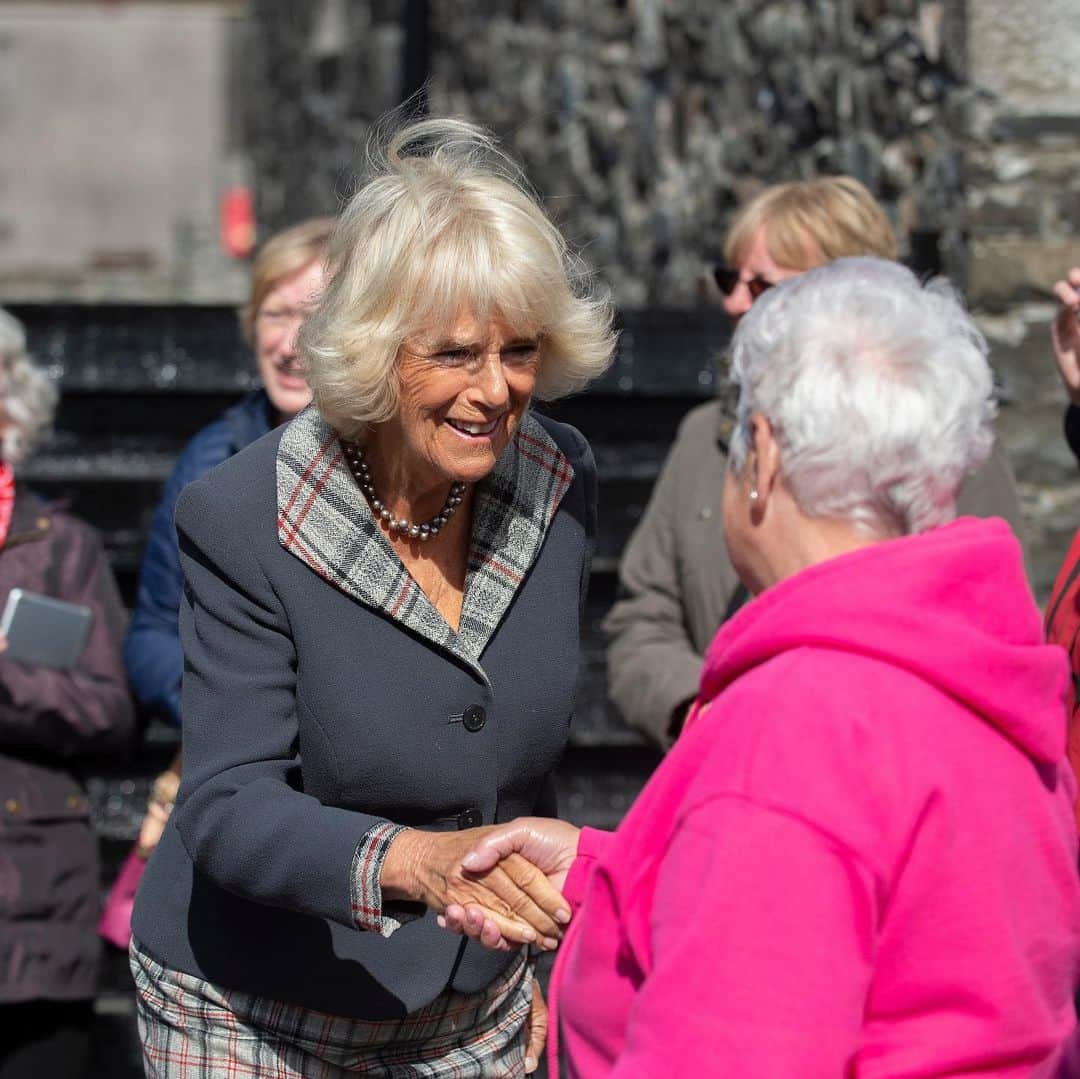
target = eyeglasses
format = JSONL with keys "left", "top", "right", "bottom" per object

{"left": 712, "top": 266, "right": 776, "bottom": 301}
{"left": 257, "top": 305, "right": 318, "bottom": 327}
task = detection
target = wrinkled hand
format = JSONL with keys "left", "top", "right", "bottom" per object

{"left": 1052, "top": 268, "right": 1080, "bottom": 404}
{"left": 382, "top": 827, "right": 570, "bottom": 949}
{"left": 524, "top": 978, "right": 547, "bottom": 1074}
{"left": 438, "top": 817, "right": 581, "bottom": 950}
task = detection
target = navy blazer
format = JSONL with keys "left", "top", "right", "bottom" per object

{"left": 132, "top": 407, "right": 596, "bottom": 1018}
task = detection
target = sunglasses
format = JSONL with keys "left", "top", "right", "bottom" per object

{"left": 712, "top": 266, "right": 776, "bottom": 301}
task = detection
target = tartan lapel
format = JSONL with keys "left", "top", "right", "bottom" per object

{"left": 275, "top": 407, "right": 574, "bottom": 671}
{"left": 456, "top": 412, "right": 574, "bottom": 660}
{"left": 276, "top": 408, "right": 459, "bottom": 660}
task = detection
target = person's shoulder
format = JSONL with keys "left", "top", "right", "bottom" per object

{"left": 526, "top": 411, "right": 593, "bottom": 472}
{"left": 675, "top": 398, "right": 725, "bottom": 446}
{"left": 172, "top": 412, "right": 239, "bottom": 486}
{"left": 693, "top": 650, "right": 901, "bottom": 776}
{"left": 173, "top": 391, "right": 271, "bottom": 485}
{"left": 677, "top": 651, "right": 903, "bottom": 863}
{"left": 176, "top": 425, "right": 285, "bottom": 532}
{"left": 19, "top": 489, "right": 107, "bottom": 558}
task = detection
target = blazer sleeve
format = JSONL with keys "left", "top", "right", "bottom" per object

{"left": 172, "top": 476, "right": 396, "bottom": 931}
{"left": 603, "top": 429, "right": 705, "bottom": 749}
{"left": 0, "top": 521, "right": 135, "bottom": 758}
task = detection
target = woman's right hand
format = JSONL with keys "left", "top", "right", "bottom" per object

{"left": 438, "top": 817, "right": 581, "bottom": 949}
{"left": 1052, "top": 268, "right": 1080, "bottom": 404}
{"left": 380, "top": 826, "right": 571, "bottom": 950}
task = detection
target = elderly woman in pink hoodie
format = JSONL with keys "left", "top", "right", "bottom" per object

{"left": 446, "top": 257, "right": 1080, "bottom": 1077}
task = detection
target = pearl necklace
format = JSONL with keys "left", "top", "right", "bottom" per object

{"left": 341, "top": 442, "right": 465, "bottom": 542}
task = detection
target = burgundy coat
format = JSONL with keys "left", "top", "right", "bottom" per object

{"left": 0, "top": 488, "right": 134, "bottom": 1002}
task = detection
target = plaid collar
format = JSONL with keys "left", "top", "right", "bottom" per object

{"left": 276, "top": 407, "right": 574, "bottom": 680}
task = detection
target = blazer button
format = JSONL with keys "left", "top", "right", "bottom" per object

{"left": 4, "top": 798, "right": 19, "bottom": 815}
{"left": 457, "top": 808, "right": 483, "bottom": 829}
{"left": 462, "top": 704, "right": 486, "bottom": 732}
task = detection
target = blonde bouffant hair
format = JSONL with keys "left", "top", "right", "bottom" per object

{"left": 0, "top": 308, "right": 58, "bottom": 467}
{"left": 724, "top": 176, "right": 898, "bottom": 271}
{"left": 299, "top": 117, "right": 616, "bottom": 441}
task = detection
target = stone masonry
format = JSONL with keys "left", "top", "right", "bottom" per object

{"left": 965, "top": 0, "right": 1080, "bottom": 597}
{"left": 428, "top": 0, "right": 970, "bottom": 307}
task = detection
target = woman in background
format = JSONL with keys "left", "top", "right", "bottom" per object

{"left": 124, "top": 217, "right": 331, "bottom": 727}
{"left": 604, "top": 177, "right": 1026, "bottom": 748}
{"left": 0, "top": 308, "right": 134, "bottom": 1079}
{"left": 121, "top": 219, "right": 331, "bottom": 882}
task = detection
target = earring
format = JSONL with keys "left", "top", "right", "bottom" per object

{"left": 749, "top": 487, "right": 759, "bottom": 502}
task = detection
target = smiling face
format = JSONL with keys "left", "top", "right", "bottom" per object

{"left": 722, "top": 225, "right": 809, "bottom": 325}
{"left": 253, "top": 258, "right": 326, "bottom": 420}
{"left": 371, "top": 307, "right": 542, "bottom": 493}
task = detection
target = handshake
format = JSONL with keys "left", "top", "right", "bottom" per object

{"left": 382, "top": 816, "right": 582, "bottom": 951}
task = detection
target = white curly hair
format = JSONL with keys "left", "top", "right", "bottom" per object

{"left": 0, "top": 308, "right": 59, "bottom": 467}
{"left": 727, "top": 257, "right": 996, "bottom": 537}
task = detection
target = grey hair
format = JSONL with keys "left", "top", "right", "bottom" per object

{"left": 0, "top": 308, "right": 58, "bottom": 467}
{"left": 727, "top": 257, "right": 996, "bottom": 537}
{"left": 299, "top": 116, "right": 616, "bottom": 440}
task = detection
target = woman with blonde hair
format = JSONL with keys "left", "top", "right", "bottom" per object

{"left": 0, "top": 308, "right": 134, "bottom": 1079}
{"left": 605, "top": 175, "right": 1026, "bottom": 748}
{"left": 117, "top": 219, "right": 334, "bottom": 947}
{"left": 125, "top": 216, "right": 333, "bottom": 729}
{"left": 129, "top": 117, "right": 614, "bottom": 1077}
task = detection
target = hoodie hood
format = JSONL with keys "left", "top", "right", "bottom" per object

{"left": 699, "top": 517, "right": 1068, "bottom": 764}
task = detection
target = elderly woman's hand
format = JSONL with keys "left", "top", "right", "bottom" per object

{"left": 437, "top": 817, "right": 581, "bottom": 950}
{"left": 381, "top": 826, "right": 571, "bottom": 949}
{"left": 524, "top": 979, "right": 547, "bottom": 1074}
{"left": 1052, "top": 268, "right": 1080, "bottom": 404}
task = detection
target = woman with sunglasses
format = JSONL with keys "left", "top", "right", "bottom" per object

{"left": 604, "top": 176, "right": 1027, "bottom": 749}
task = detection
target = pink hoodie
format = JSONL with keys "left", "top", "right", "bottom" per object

{"left": 550, "top": 518, "right": 1080, "bottom": 1078}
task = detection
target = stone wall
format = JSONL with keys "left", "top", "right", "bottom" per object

{"left": 428, "top": 0, "right": 971, "bottom": 306}
{"left": 965, "top": 0, "right": 1080, "bottom": 597}
{"left": 243, "top": 0, "right": 409, "bottom": 234}
{"left": 248, "top": 0, "right": 974, "bottom": 305}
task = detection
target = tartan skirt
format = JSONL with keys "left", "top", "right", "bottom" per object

{"left": 130, "top": 939, "right": 532, "bottom": 1078}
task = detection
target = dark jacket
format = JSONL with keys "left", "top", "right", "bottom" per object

{"left": 604, "top": 398, "right": 1030, "bottom": 749}
{"left": 132, "top": 408, "right": 595, "bottom": 1019}
{"left": 124, "top": 390, "right": 274, "bottom": 724}
{"left": 1066, "top": 404, "right": 1080, "bottom": 464}
{"left": 0, "top": 489, "right": 135, "bottom": 1002}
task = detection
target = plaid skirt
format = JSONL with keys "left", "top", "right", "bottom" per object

{"left": 130, "top": 939, "right": 532, "bottom": 1078}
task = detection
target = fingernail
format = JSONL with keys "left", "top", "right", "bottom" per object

{"left": 436, "top": 915, "right": 446, "bottom": 928}
{"left": 461, "top": 852, "right": 480, "bottom": 869}
{"left": 542, "top": 936, "right": 559, "bottom": 951}
{"left": 521, "top": 927, "right": 537, "bottom": 941}
{"left": 525, "top": 1056, "right": 537, "bottom": 1072}
{"left": 555, "top": 908, "right": 571, "bottom": 924}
